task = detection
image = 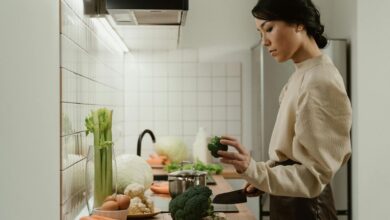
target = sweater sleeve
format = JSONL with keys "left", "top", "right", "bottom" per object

{"left": 241, "top": 70, "right": 352, "bottom": 198}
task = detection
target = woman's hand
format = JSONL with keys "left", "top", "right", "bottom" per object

{"left": 243, "top": 182, "right": 264, "bottom": 197}
{"left": 218, "top": 135, "right": 251, "bottom": 173}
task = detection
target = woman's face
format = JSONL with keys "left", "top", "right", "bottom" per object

{"left": 255, "top": 19, "right": 304, "bottom": 62}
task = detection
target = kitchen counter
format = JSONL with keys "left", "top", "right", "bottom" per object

{"left": 151, "top": 167, "right": 256, "bottom": 220}
{"left": 152, "top": 164, "right": 241, "bottom": 179}
{"left": 218, "top": 164, "right": 241, "bottom": 179}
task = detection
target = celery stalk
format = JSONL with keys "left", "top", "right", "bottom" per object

{"left": 85, "top": 108, "right": 114, "bottom": 208}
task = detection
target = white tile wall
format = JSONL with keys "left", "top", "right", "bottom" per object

{"left": 124, "top": 50, "right": 242, "bottom": 159}
{"left": 60, "top": 0, "right": 125, "bottom": 219}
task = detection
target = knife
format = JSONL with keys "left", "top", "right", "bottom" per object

{"left": 212, "top": 189, "right": 247, "bottom": 204}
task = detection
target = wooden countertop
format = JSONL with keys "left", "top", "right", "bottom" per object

{"left": 150, "top": 167, "right": 256, "bottom": 220}
{"left": 218, "top": 164, "right": 241, "bottom": 179}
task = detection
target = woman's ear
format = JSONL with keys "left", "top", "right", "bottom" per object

{"left": 296, "top": 24, "right": 304, "bottom": 32}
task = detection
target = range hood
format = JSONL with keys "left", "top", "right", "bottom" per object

{"left": 84, "top": 0, "right": 189, "bottom": 26}
{"left": 83, "top": 0, "right": 188, "bottom": 50}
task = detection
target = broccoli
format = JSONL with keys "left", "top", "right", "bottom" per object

{"left": 169, "top": 186, "right": 214, "bottom": 220}
{"left": 208, "top": 136, "right": 228, "bottom": 158}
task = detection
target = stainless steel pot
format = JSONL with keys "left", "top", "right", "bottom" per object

{"left": 168, "top": 170, "right": 207, "bottom": 198}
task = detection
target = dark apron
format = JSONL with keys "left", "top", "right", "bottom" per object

{"left": 269, "top": 160, "right": 338, "bottom": 220}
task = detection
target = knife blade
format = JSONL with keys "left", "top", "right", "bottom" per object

{"left": 212, "top": 189, "right": 247, "bottom": 204}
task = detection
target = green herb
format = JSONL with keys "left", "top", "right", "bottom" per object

{"left": 85, "top": 108, "right": 114, "bottom": 207}
{"left": 164, "top": 160, "right": 223, "bottom": 175}
{"left": 208, "top": 136, "right": 228, "bottom": 158}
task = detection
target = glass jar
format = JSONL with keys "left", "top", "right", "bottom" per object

{"left": 85, "top": 145, "right": 117, "bottom": 214}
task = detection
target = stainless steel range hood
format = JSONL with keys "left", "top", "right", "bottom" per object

{"left": 84, "top": 0, "right": 189, "bottom": 26}
{"left": 83, "top": 0, "right": 189, "bottom": 50}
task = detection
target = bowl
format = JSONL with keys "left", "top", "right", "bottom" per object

{"left": 92, "top": 208, "right": 129, "bottom": 220}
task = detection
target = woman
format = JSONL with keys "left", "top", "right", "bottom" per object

{"left": 218, "top": 0, "right": 352, "bottom": 219}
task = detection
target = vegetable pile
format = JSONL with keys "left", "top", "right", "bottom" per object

{"left": 169, "top": 186, "right": 214, "bottom": 220}
{"left": 85, "top": 108, "right": 114, "bottom": 207}
{"left": 146, "top": 153, "right": 170, "bottom": 166}
{"left": 207, "top": 136, "right": 228, "bottom": 158}
{"left": 100, "top": 194, "right": 130, "bottom": 211}
{"left": 164, "top": 160, "right": 223, "bottom": 175}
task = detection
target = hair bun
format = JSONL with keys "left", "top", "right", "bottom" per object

{"left": 315, "top": 34, "right": 328, "bottom": 49}
{"left": 317, "top": 24, "right": 325, "bottom": 35}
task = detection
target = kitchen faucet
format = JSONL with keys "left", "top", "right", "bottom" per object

{"left": 137, "top": 129, "right": 156, "bottom": 156}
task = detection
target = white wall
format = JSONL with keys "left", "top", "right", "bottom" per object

{"left": 198, "top": 47, "right": 254, "bottom": 153}
{"left": 178, "top": 0, "right": 261, "bottom": 156}
{"left": 311, "top": 0, "right": 333, "bottom": 32}
{"left": 319, "top": 0, "right": 390, "bottom": 218}
{"left": 0, "top": 1, "right": 60, "bottom": 220}
{"left": 123, "top": 50, "right": 243, "bottom": 159}
{"left": 180, "top": 0, "right": 259, "bottom": 49}
{"left": 60, "top": 0, "right": 126, "bottom": 218}
{"left": 354, "top": 0, "right": 390, "bottom": 219}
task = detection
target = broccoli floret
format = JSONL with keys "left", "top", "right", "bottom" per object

{"left": 208, "top": 136, "right": 228, "bottom": 158}
{"left": 169, "top": 186, "right": 214, "bottom": 220}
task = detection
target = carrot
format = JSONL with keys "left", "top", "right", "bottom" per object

{"left": 147, "top": 158, "right": 164, "bottom": 165}
{"left": 80, "top": 216, "right": 95, "bottom": 220}
{"left": 150, "top": 182, "right": 170, "bottom": 194}
{"left": 147, "top": 153, "right": 171, "bottom": 165}
{"left": 80, "top": 215, "right": 117, "bottom": 220}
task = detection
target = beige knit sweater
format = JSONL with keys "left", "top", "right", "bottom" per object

{"left": 241, "top": 54, "right": 352, "bottom": 198}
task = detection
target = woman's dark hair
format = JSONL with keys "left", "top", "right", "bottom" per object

{"left": 252, "top": 0, "right": 328, "bottom": 48}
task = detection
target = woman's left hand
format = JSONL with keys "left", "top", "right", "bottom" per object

{"left": 218, "top": 135, "right": 251, "bottom": 173}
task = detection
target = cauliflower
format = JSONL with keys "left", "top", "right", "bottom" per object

{"left": 125, "top": 183, "right": 155, "bottom": 215}
{"left": 124, "top": 183, "right": 145, "bottom": 198}
{"left": 144, "top": 196, "right": 154, "bottom": 213}
{"left": 128, "top": 196, "right": 154, "bottom": 214}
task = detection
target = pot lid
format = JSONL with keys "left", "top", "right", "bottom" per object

{"left": 168, "top": 169, "right": 207, "bottom": 177}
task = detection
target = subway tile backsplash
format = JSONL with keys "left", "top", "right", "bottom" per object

{"left": 124, "top": 50, "right": 242, "bottom": 159}
{"left": 60, "top": 0, "right": 125, "bottom": 219}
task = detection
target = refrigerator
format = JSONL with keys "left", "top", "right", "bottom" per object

{"left": 251, "top": 39, "right": 350, "bottom": 220}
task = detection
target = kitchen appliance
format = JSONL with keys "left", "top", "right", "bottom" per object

{"left": 213, "top": 189, "right": 247, "bottom": 204}
{"left": 168, "top": 170, "right": 207, "bottom": 198}
{"left": 251, "top": 39, "right": 351, "bottom": 220}
{"left": 84, "top": 0, "right": 189, "bottom": 26}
